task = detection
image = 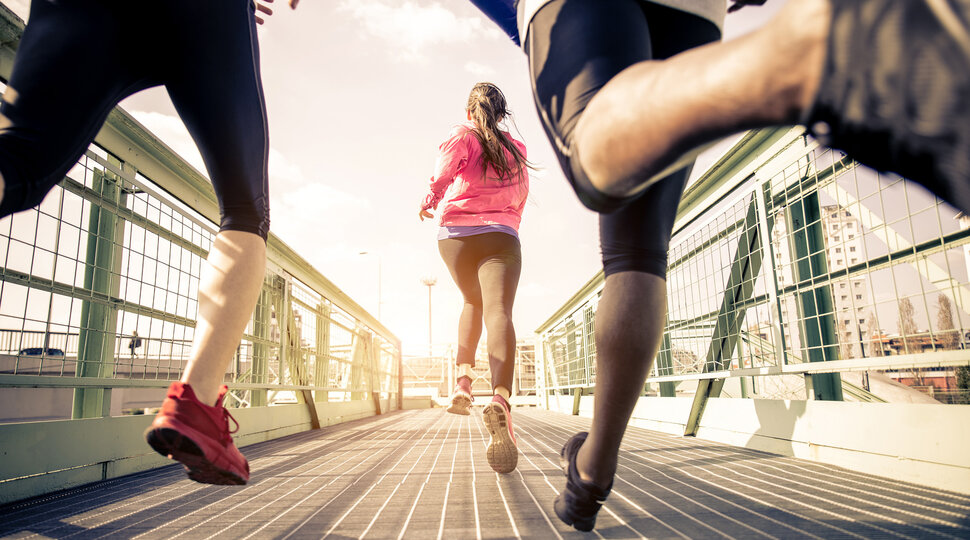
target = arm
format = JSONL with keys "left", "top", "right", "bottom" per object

{"left": 420, "top": 127, "right": 469, "bottom": 215}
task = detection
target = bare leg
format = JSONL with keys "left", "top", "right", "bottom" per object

{"left": 457, "top": 300, "right": 484, "bottom": 365}
{"left": 575, "top": 0, "right": 830, "bottom": 198}
{"left": 575, "top": 271, "right": 667, "bottom": 489}
{"left": 181, "top": 230, "right": 266, "bottom": 406}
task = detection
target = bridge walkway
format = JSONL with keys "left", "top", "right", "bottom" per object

{"left": 1, "top": 408, "right": 968, "bottom": 539}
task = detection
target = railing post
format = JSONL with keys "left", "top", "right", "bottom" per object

{"left": 250, "top": 278, "right": 275, "bottom": 408}
{"left": 583, "top": 305, "right": 596, "bottom": 388}
{"left": 787, "top": 191, "right": 843, "bottom": 400}
{"left": 657, "top": 332, "right": 677, "bottom": 397}
{"left": 537, "top": 337, "right": 550, "bottom": 409}
{"left": 73, "top": 169, "right": 126, "bottom": 419}
{"left": 755, "top": 180, "right": 790, "bottom": 366}
{"left": 369, "top": 335, "right": 382, "bottom": 414}
{"left": 572, "top": 386, "right": 583, "bottom": 415}
{"left": 315, "top": 301, "right": 331, "bottom": 403}
{"left": 350, "top": 329, "right": 366, "bottom": 401}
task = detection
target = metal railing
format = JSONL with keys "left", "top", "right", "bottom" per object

{"left": 536, "top": 127, "right": 970, "bottom": 424}
{"left": 400, "top": 340, "right": 538, "bottom": 399}
{"left": 0, "top": 6, "right": 401, "bottom": 422}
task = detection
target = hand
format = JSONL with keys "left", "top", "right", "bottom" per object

{"left": 254, "top": 0, "right": 299, "bottom": 25}
{"left": 419, "top": 209, "right": 434, "bottom": 221}
{"left": 254, "top": 0, "right": 273, "bottom": 24}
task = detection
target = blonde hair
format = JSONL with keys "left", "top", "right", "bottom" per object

{"left": 466, "top": 82, "right": 532, "bottom": 183}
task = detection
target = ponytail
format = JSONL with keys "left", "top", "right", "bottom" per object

{"left": 466, "top": 82, "right": 534, "bottom": 184}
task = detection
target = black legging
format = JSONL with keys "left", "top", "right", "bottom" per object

{"left": 527, "top": 0, "right": 721, "bottom": 278}
{"left": 438, "top": 232, "right": 521, "bottom": 391}
{"left": 0, "top": 0, "right": 270, "bottom": 239}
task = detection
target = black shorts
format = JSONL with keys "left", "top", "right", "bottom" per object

{"left": 0, "top": 0, "right": 270, "bottom": 239}
{"left": 526, "top": 0, "right": 720, "bottom": 277}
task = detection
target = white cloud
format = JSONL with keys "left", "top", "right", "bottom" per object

{"left": 463, "top": 61, "right": 495, "bottom": 78}
{"left": 128, "top": 109, "right": 371, "bottom": 249}
{"left": 337, "top": 0, "right": 501, "bottom": 62}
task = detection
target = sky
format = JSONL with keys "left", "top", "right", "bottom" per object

{"left": 4, "top": 0, "right": 788, "bottom": 356}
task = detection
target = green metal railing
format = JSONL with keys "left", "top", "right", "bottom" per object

{"left": 0, "top": 5, "right": 401, "bottom": 423}
{"left": 536, "top": 127, "right": 970, "bottom": 427}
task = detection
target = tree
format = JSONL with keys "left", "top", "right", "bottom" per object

{"left": 897, "top": 297, "right": 926, "bottom": 386}
{"left": 866, "top": 311, "right": 883, "bottom": 357}
{"left": 956, "top": 365, "right": 970, "bottom": 404}
{"left": 836, "top": 317, "right": 853, "bottom": 359}
{"left": 897, "top": 297, "right": 918, "bottom": 354}
{"left": 935, "top": 294, "right": 960, "bottom": 350}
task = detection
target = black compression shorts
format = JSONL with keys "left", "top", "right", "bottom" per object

{"left": 526, "top": 0, "right": 720, "bottom": 278}
{"left": 0, "top": 0, "right": 270, "bottom": 240}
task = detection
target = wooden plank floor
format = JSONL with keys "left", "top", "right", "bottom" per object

{"left": 1, "top": 408, "right": 968, "bottom": 539}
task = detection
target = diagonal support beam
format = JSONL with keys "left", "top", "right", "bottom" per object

{"left": 685, "top": 192, "right": 769, "bottom": 436}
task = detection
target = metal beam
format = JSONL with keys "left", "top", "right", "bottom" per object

{"left": 73, "top": 170, "right": 126, "bottom": 419}
{"left": 656, "top": 332, "right": 677, "bottom": 397}
{"left": 685, "top": 192, "right": 769, "bottom": 436}
{"left": 788, "top": 191, "right": 843, "bottom": 400}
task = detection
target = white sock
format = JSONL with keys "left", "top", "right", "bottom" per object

{"left": 458, "top": 364, "right": 474, "bottom": 382}
{"left": 494, "top": 386, "right": 511, "bottom": 401}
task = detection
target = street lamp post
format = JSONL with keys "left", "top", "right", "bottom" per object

{"left": 359, "top": 251, "right": 382, "bottom": 320}
{"left": 421, "top": 277, "right": 436, "bottom": 360}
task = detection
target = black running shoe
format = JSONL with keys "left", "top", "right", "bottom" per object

{"left": 553, "top": 432, "right": 611, "bottom": 532}
{"left": 805, "top": 0, "right": 970, "bottom": 212}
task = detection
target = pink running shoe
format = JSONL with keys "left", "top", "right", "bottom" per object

{"left": 145, "top": 382, "right": 249, "bottom": 485}
{"left": 483, "top": 394, "right": 517, "bottom": 473}
{"left": 447, "top": 376, "right": 473, "bottom": 415}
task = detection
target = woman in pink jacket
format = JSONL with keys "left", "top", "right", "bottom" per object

{"left": 420, "top": 82, "right": 530, "bottom": 474}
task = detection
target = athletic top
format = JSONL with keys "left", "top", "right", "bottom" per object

{"left": 466, "top": 0, "right": 725, "bottom": 47}
{"left": 437, "top": 224, "right": 519, "bottom": 240}
{"left": 421, "top": 121, "right": 529, "bottom": 231}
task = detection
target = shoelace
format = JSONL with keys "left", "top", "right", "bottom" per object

{"left": 221, "top": 407, "right": 240, "bottom": 444}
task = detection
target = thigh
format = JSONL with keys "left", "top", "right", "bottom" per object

{"left": 477, "top": 233, "right": 522, "bottom": 311}
{"left": 527, "top": 0, "right": 653, "bottom": 151}
{"left": 439, "top": 238, "right": 484, "bottom": 305}
{"left": 0, "top": 0, "right": 151, "bottom": 214}
{"left": 164, "top": 0, "right": 269, "bottom": 237}
{"left": 527, "top": 0, "right": 722, "bottom": 146}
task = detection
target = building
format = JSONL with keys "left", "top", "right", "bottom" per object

{"left": 771, "top": 204, "right": 870, "bottom": 361}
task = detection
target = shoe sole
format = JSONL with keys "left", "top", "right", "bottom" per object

{"left": 553, "top": 495, "right": 596, "bottom": 532}
{"left": 446, "top": 394, "right": 472, "bottom": 415}
{"left": 482, "top": 403, "right": 517, "bottom": 473}
{"left": 146, "top": 427, "right": 247, "bottom": 485}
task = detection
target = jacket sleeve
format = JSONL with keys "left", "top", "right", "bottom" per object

{"left": 421, "top": 126, "right": 469, "bottom": 211}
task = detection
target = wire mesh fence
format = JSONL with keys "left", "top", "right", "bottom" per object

{"left": 538, "top": 132, "right": 970, "bottom": 404}
{"left": 0, "top": 131, "right": 400, "bottom": 422}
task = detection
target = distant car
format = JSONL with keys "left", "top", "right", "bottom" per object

{"left": 18, "top": 347, "right": 65, "bottom": 357}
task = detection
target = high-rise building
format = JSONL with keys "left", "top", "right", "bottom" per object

{"left": 771, "top": 204, "right": 870, "bottom": 361}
